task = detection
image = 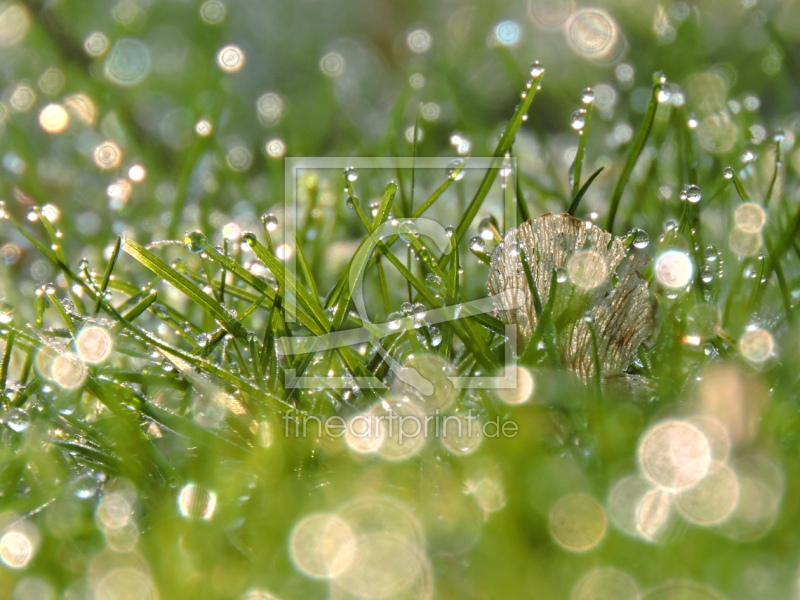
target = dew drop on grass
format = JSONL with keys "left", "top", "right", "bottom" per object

{"left": 262, "top": 213, "right": 279, "bottom": 232}
{"left": 469, "top": 236, "right": 485, "bottom": 252}
{"left": 425, "top": 273, "right": 443, "bottom": 293}
{"left": 723, "top": 166, "right": 734, "bottom": 179}
{"left": 398, "top": 220, "right": 419, "bottom": 243}
{"left": 445, "top": 226, "right": 455, "bottom": 238}
{"left": 656, "top": 83, "right": 671, "bottom": 103}
{"left": 3, "top": 408, "right": 30, "bottom": 432}
{"left": 570, "top": 108, "right": 587, "bottom": 130}
{"left": 555, "top": 267, "right": 568, "bottom": 283}
{"left": 183, "top": 231, "right": 207, "bottom": 252}
{"left": 343, "top": 166, "right": 358, "bottom": 182}
{"left": 581, "top": 87, "right": 595, "bottom": 104}
{"left": 679, "top": 184, "right": 702, "bottom": 203}
{"left": 529, "top": 60, "right": 545, "bottom": 77}
{"left": 446, "top": 158, "right": 465, "bottom": 181}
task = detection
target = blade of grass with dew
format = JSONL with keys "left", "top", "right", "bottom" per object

{"left": 570, "top": 101, "right": 593, "bottom": 201}
{"left": 447, "top": 66, "right": 546, "bottom": 257}
{"left": 122, "top": 237, "right": 249, "bottom": 340}
{"left": 605, "top": 81, "right": 662, "bottom": 232}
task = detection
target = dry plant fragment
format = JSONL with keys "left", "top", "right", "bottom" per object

{"left": 486, "top": 213, "right": 652, "bottom": 384}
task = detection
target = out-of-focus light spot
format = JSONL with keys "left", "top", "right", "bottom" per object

{"left": 241, "top": 590, "right": 280, "bottom": 600}
{"left": 177, "top": 483, "right": 217, "bottom": 520}
{"left": 38, "top": 104, "right": 69, "bottom": 133}
{"left": 548, "top": 493, "right": 607, "bottom": 552}
{"left": 682, "top": 335, "right": 701, "bottom": 346}
{"left": 345, "top": 413, "right": 383, "bottom": 454}
{"left": 639, "top": 420, "right": 711, "bottom": 492}
{"left": 12, "top": 577, "right": 55, "bottom": 600}
{"left": 421, "top": 101, "right": 440, "bottom": 121}
{"left": 728, "top": 225, "right": 762, "bottom": 256}
{"left": 739, "top": 328, "right": 773, "bottom": 363}
{"left": 84, "top": 32, "right": 109, "bottom": 56}
{"left": 527, "top": 0, "right": 573, "bottom": 30}
{"left": 697, "top": 113, "right": 738, "bottom": 154}
{"left": 718, "top": 471, "right": 781, "bottom": 542}
{"left": 332, "top": 533, "right": 431, "bottom": 598}
{"left": 655, "top": 250, "right": 693, "bottom": 289}
{"left": 1, "top": 243, "right": 21, "bottom": 265}
{"left": 216, "top": 44, "right": 245, "bottom": 72}
{"left": 392, "top": 354, "right": 455, "bottom": 414}
{"left": 275, "top": 243, "right": 293, "bottom": 261}
{"left": 0, "top": 530, "right": 35, "bottom": 568}
{"left": 405, "top": 126, "right": 423, "bottom": 143}
{"left": 256, "top": 92, "right": 284, "bottom": 125}
{"left": 494, "top": 365, "right": 534, "bottom": 405}
{"left": 265, "top": 138, "right": 286, "bottom": 158}
{"left": 370, "top": 397, "right": 425, "bottom": 461}
{"left": 221, "top": 222, "right": 242, "bottom": 240}
{"left": 687, "top": 416, "right": 731, "bottom": 465}
{"left": 677, "top": 462, "right": 740, "bottom": 525}
{"left": 94, "top": 141, "right": 123, "bottom": 170}
{"left": 406, "top": 28, "right": 432, "bottom": 53}
{"left": 10, "top": 83, "right": 35, "bottom": 111}
{"left": 226, "top": 146, "right": 252, "bottom": 172}
{"left": 450, "top": 133, "right": 471, "bottom": 155}
{"left": 572, "top": 567, "right": 640, "bottom": 600}
{"left": 697, "top": 363, "right": 766, "bottom": 446}
{"left": 441, "top": 413, "right": 482, "bottom": 455}
{"left": 319, "top": 51, "right": 345, "bottom": 77}
{"left": 105, "top": 38, "right": 151, "bottom": 85}
{"left": 567, "top": 250, "right": 608, "bottom": 289}
{"left": 565, "top": 8, "right": 625, "bottom": 64}
{"left": 95, "top": 484, "right": 136, "bottom": 529}
{"left": 464, "top": 477, "right": 507, "bottom": 514}
{"left": 200, "top": 0, "right": 226, "bottom": 24}
{"left": 38, "top": 67, "right": 65, "bottom": 95}
{"left": 607, "top": 474, "right": 653, "bottom": 538}
{"left": 51, "top": 352, "right": 87, "bottom": 389}
{"left": 0, "top": 3, "right": 29, "bottom": 47}
{"left": 103, "top": 520, "right": 139, "bottom": 553}
{"left": 734, "top": 203, "right": 765, "bottom": 232}
{"left": 409, "top": 72, "right": 425, "bottom": 89}
{"left": 338, "top": 496, "right": 424, "bottom": 547}
{"left": 95, "top": 568, "right": 157, "bottom": 600}
{"left": 615, "top": 62, "right": 634, "bottom": 84}
{"left": 593, "top": 83, "right": 618, "bottom": 110}
{"left": 493, "top": 20, "right": 521, "bottom": 46}
{"left": 65, "top": 93, "right": 97, "bottom": 125}
{"left": 77, "top": 326, "right": 112, "bottom": 363}
{"left": 195, "top": 119, "right": 213, "bottom": 136}
{"left": 636, "top": 488, "right": 672, "bottom": 542}
{"left": 108, "top": 178, "right": 133, "bottom": 209}
{"left": 128, "top": 164, "right": 146, "bottom": 182}
{"left": 289, "top": 513, "right": 356, "bottom": 579}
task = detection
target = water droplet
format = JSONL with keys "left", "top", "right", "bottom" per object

{"left": 656, "top": 83, "right": 671, "bottom": 103}
{"left": 631, "top": 228, "right": 649, "bottom": 248}
{"left": 478, "top": 216, "right": 497, "bottom": 241}
{"left": 723, "top": 166, "right": 734, "bottom": 180}
{"left": 411, "top": 303, "right": 427, "bottom": 321}
{"left": 570, "top": 108, "right": 587, "bottom": 131}
{"left": 773, "top": 129, "right": 785, "bottom": 143}
{"left": 555, "top": 267, "right": 568, "bottom": 283}
{"left": 425, "top": 273, "right": 444, "bottom": 294}
{"left": 447, "top": 158, "right": 466, "bottom": 181}
{"left": 469, "top": 236, "right": 486, "bottom": 252}
{"left": 529, "top": 61, "right": 545, "bottom": 77}
{"left": 445, "top": 226, "right": 455, "bottom": 238}
{"left": 3, "top": 408, "right": 30, "bottom": 432}
{"left": 343, "top": 166, "right": 358, "bottom": 182}
{"left": 428, "top": 326, "right": 442, "bottom": 346}
{"left": 369, "top": 202, "right": 380, "bottom": 218}
{"left": 581, "top": 87, "right": 595, "bottom": 104}
{"left": 679, "top": 184, "right": 702, "bottom": 203}
{"left": 262, "top": 213, "right": 279, "bottom": 232}
{"left": 387, "top": 311, "right": 403, "bottom": 330}
{"left": 242, "top": 232, "right": 258, "bottom": 247}
{"left": 184, "top": 231, "right": 207, "bottom": 252}
{"left": 398, "top": 220, "right": 419, "bottom": 243}
{"left": 704, "top": 245, "right": 718, "bottom": 262}
{"left": 401, "top": 301, "right": 413, "bottom": 314}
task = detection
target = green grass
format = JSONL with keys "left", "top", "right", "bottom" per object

{"left": 1, "top": 1, "right": 800, "bottom": 598}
